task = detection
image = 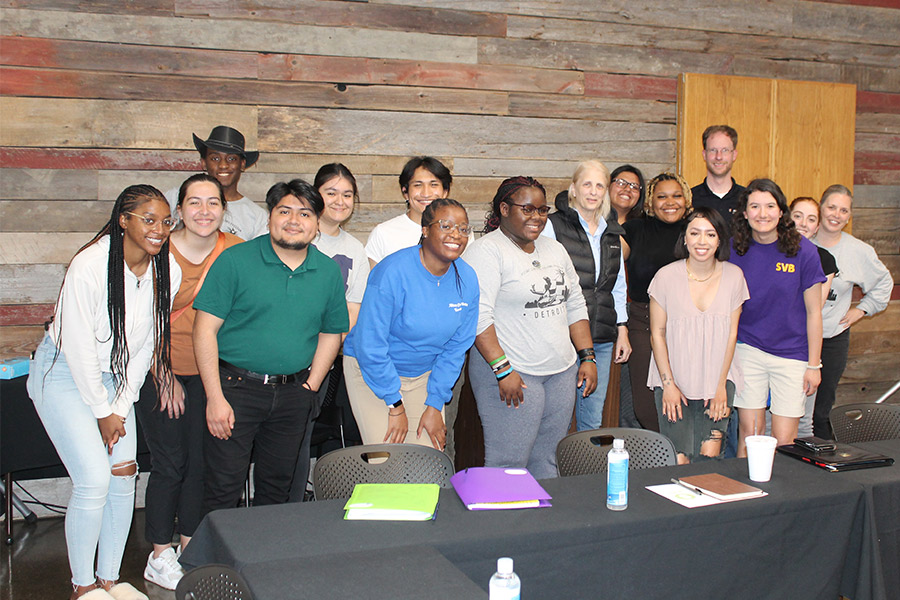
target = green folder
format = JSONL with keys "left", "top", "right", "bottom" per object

{"left": 342, "top": 483, "right": 440, "bottom": 521}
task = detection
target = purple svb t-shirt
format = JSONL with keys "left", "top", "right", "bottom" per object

{"left": 728, "top": 236, "right": 825, "bottom": 361}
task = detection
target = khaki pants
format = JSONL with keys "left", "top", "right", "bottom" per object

{"left": 343, "top": 355, "right": 443, "bottom": 448}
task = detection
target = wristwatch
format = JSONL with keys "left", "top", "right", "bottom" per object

{"left": 390, "top": 400, "right": 403, "bottom": 409}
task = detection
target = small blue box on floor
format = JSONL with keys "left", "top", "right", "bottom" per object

{"left": 0, "top": 357, "right": 30, "bottom": 379}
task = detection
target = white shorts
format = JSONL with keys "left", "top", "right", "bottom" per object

{"left": 732, "top": 343, "right": 806, "bottom": 418}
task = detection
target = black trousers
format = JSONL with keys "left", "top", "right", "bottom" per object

{"left": 136, "top": 373, "right": 207, "bottom": 544}
{"left": 813, "top": 328, "right": 851, "bottom": 440}
{"left": 203, "top": 366, "right": 314, "bottom": 513}
{"left": 627, "top": 302, "right": 660, "bottom": 432}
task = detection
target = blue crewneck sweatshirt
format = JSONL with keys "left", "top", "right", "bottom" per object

{"left": 343, "top": 246, "right": 479, "bottom": 409}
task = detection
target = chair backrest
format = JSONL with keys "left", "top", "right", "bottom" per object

{"left": 313, "top": 443, "right": 456, "bottom": 500}
{"left": 176, "top": 564, "right": 253, "bottom": 600}
{"left": 556, "top": 427, "right": 677, "bottom": 477}
{"left": 830, "top": 403, "right": 900, "bottom": 444}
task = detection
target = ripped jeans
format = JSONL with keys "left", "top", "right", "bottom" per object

{"left": 27, "top": 335, "right": 138, "bottom": 587}
{"left": 653, "top": 380, "right": 735, "bottom": 463}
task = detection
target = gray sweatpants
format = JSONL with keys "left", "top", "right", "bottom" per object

{"left": 470, "top": 356, "right": 577, "bottom": 480}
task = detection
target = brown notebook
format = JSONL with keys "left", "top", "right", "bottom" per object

{"left": 675, "top": 473, "right": 766, "bottom": 501}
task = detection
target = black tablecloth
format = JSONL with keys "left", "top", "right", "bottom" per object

{"left": 182, "top": 449, "right": 900, "bottom": 600}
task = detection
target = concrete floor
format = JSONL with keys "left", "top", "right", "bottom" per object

{"left": 1, "top": 510, "right": 175, "bottom": 600}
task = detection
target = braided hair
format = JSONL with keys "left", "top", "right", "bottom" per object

{"left": 56, "top": 185, "right": 174, "bottom": 399}
{"left": 482, "top": 176, "right": 546, "bottom": 233}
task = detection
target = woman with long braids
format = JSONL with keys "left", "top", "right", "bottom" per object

{"left": 729, "top": 179, "right": 824, "bottom": 453}
{"left": 136, "top": 174, "right": 242, "bottom": 590}
{"left": 343, "top": 198, "right": 478, "bottom": 450}
{"left": 27, "top": 185, "right": 181, "bottom": 600}
{"left": 465, "top": 176, "right": 597, "bottom": 479}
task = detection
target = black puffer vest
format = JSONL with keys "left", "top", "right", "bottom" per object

{"left": 548, "top": 190, "right": 624, "bottom": 344}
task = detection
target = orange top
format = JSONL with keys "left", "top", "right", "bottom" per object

{"left": 170, "top": 232, "right": 243, "bottom": 375}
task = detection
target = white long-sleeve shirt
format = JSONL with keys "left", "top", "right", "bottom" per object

{"left": 50, "top": 235, "right": 182, "bottom": 418}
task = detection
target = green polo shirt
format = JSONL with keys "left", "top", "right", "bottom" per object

{"left": 194, "top": 235, "right": 349, "bottom": 374}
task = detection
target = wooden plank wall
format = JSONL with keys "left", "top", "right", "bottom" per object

{"left": 1, "top": 0, "right": 898, "bottom": 404}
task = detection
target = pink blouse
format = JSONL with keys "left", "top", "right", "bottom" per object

{"left": 647, "top": 260, "right": 749, "bottom": 400}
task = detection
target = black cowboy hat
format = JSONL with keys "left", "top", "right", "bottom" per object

{"left": 192, "top": 126, "right": 259, "bottom": 168}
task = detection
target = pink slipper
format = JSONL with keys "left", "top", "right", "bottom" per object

{"left": 78, "top": 589, "right": 115, "bottom": 600}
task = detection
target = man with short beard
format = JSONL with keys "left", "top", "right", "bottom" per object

{"left": 193, "top": 179, "right": 348, "bottom": 512}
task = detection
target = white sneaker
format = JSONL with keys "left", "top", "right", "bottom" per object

{"left": 143, "top": 547, "right": 184, "bottom": 590}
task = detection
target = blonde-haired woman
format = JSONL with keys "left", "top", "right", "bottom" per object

{"left": 622, "top": 172, "right": 692, "bottom": 432}
{"left": 542, "top": 160, "right": 630, "bottom": 431}
{"left": 811, "top": 185, "right": 893, "bottom": 439}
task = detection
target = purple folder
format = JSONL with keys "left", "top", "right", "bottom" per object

{"left": 450, "top": 467, "right": 552, "bottom": 510}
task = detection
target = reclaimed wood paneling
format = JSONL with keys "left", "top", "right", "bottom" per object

{"left": 836, "top": 380, "right": 899, "bottom": 405}
{"left": 0, "top": 303, "right": 54, "bottom": 326}
{"left": 0, "top": 36, "right": 259, "bottom": 78}
{"left": 792, "top": 1, "right": 900, "bottom": 47}
{"left": 258, "top": 107, "right": 674, "bottom": 162}
{"left": 0, "top": 98, "right": 258, "bottom": 149}
{"left": 0, "top": 264, "right": 66, "bottom": 304}
{"left": 0, "top": 67, "right": 510, "bottom": 115}
{"left": 1, "top": 8, "right": 478, "bottom": 63}
{"left": 584, "top": 73, "right": 677, "bottom": 101}
{"left": 0, "top": 232, "right": 94, "bottom": 264}
{"left": 0, "top": 168, "right": 97, "bottom": 200}
{"left": 857, "top": 91, "right": 900, "bottom": 114}
{"left": 478, "top": 37, "right": 733, "bottom": 76}
{"left": 853, "top": 185, "right": 900, "bottom": 209}
{"left": 1, "top": 0, "right": 174, "bottom": 16}
{"left": 258, "top": 54, "right": 583, "bottom": 95}
{"left": 372, "top": 0, "right": 796, "bottom": 37}
{"left": 0, "top": 325, "right": 44, "bottom": 358}
{"left": 0, "top": 201, "right": 113, "bottom": 232}
{"left": 507, "top": 14, "right": 900, "bottom": 70}
{"left": 370, "top": 176, "right": 570, "bottom": 208}
{"left": 508, "top": 94, "right": 675, "bottom": 123}
{"left": 0, "top": 148, "right": 199, "bottom": 171}
{"left": 174, "top": 0, "right": 507, "bottom": 37}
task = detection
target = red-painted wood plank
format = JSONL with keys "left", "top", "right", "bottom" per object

{"left": 583, "top": 73, "right": 678, "bottom": 102}
{"left": 258, "top": 53, "right": 583, "bottom": 95}
{"left": 0, "top": 304, "right": 54, "bottom": 327}
{"left": 3, "top": 0, "right": 173, "bottom": 15}
{"left": 0, "top": 37, "right": 258, "bottom": 79}
{"left": 854, "top": 151, "right": 900, "bottom": 171}
{"left": 0, "top": 148, "right": 198, "bottom": 171}
{"left": 857, "top": 90, "right": 900, "bottom": 114}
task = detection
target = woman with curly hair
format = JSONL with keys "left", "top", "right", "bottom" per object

{"left": 729, "top": 179, "right": 825, "bottom": 453}
{"left": 621, "top": 172, "right": 692, "bottom": 432}
{"left": 465, "top": 176, "right": 596, "bottom": 478}
{"left": 27, "top": 185, "right": 181, "bottom": 600}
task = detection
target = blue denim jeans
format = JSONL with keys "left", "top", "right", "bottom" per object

{"left": 27, "top": 335, "right": 138, "bottom": 587}
{"left": 574, "top": 342, "right": 614, "bottom": 431}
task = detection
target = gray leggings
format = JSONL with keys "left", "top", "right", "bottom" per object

{"left": 470, "top": 356, "right": 577, "bottom": 479}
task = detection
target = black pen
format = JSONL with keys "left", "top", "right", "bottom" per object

{"left": 670, "top": 478, "right": 704, "bottom": 495}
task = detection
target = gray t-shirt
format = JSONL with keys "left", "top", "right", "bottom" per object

{"left": 314, "top": 228, "right": 370, "bottom": 304}
{"left": 464, "top": 229, "right": 588, "bottom": 375}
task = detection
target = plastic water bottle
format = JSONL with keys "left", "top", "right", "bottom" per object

{"left": 489, "top": 557, "right": 521, "bottom": 600}
{"left": 607, "top": 438, "right": 629, "bottom": 510}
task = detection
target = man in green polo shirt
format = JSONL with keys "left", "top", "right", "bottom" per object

{"left": 194, "top": 179, "right": 349, "bottom": 511}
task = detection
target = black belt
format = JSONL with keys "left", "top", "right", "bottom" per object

{"left": 218, "top": 359, "right": 309, "bottom": 386}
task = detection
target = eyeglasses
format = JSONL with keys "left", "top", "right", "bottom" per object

{"left": 125, "top": 212, "right": 176, "bottom": 230}
{"left": 611, "top": 178, "right": 641, "bottom": 191}
{"left": 431, "top": 220, "right": 473, "bottom": 236}
{"left": 508, "top": 202, "right": 551, "bottom": 217}
{"left": 706, "top": 148, "right": 734, "bottom": 156}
